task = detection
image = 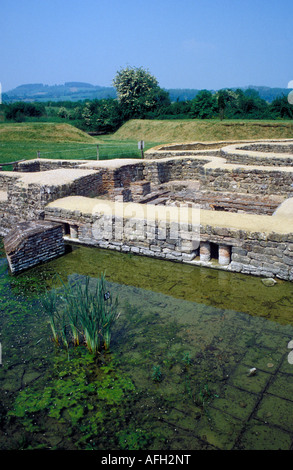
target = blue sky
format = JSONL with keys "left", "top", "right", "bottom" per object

{"left": 1, "top": 0, "right": 293, "bottom": 92}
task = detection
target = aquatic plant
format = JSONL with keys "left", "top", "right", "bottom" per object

{"left": 41, "top": 289, "right": 60, "bottom": 345}
{"left": 41, "top": 274, "right": 120, "bottom": 355}
{"left": 182, "top": 352, "right": 192, "bottom": 368}
{"left": 64, "top": 296, "right": 80, "bottom": 347}
{"left": 60, "top": 310, "right": 69, "bottom": 352}
{"left": 198, "top": 384, "right": 212, "bottom": 408}
{"left": 9, "top": 351, "right": 136, "bottom": 445}
{"left": 151, "top": 365, "right": 162, "bottom": 383}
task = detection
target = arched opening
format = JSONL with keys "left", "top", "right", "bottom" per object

{"left": 210, "top": 243, "right": 219, "bottom": 260}
{"left": 63, "top": 223, "right": 71, "bottom": 236}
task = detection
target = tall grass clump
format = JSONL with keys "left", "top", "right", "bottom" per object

{"left": 41, "top": 289, "right": 60, "bottom": 345}
{"left": 41, "top": 274, "right": 120, "bottom": 355}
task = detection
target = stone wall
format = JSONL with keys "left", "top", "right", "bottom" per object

{"left": 45, "top": 199, "right": 200, "bottom": 264}
{"left": 6, "top": 171, "right": 105, "bottom": 223}
{"left": 15, "top": 158, "right": 88, "bottom": 172}
{"left": 233, "top": 143, "right": 293, "bottom": 154}
{"left": 141, "top": 156, "right": 293, "bottom": 197}
{"left": 198, "top": 166, "right": 293, "bottom": 196}
{"left": 220, "top": 142, "right": 293, "bottom": 166}
{"left": 0, "top": 172, "right": 20, "bottom": 190}
{"left": 4, "top": 221, "right": 65, "bottom": 274}
{"left": 44, "top": 196, "right": 293, "bottom": 281}
{"left": 167, "top": 190, "right": 284, "bottom": 215}
{"left": 2, "top": 153, "right": 293, "bottom": 237}
{"left": 144, "top": 157, "right": 293, "bottom": 197}
{"left": 199, "top": 224, "right": 293, "bottom": 281}
{"left": 230, "top": 240, "right": 293, "bottom": 280}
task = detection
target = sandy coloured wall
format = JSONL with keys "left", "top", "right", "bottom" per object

{"left": 44, "top": 195, "right": 293, "bottom": 281}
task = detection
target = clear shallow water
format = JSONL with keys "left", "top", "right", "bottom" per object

{"left": 1, "top": 243, "right": 293, "bottom": 450}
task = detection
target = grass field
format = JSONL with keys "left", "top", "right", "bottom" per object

{"left": 0, "top": 122, "right": 155, "bottom": 166}
{"left": 0, "top": 120, "right": 293, "bottom": 168}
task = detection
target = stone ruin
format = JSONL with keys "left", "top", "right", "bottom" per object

{"left": 1, "top": 138, "right": 293, "bottom": 279}
{"left": 4, "top": 220, "right": 64, "bottom": 274}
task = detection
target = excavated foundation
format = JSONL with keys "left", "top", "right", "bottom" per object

{"left": 1, "top": 138, "right": 293, "bottom": 278}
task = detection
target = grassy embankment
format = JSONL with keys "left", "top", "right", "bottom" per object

{"left": 0, "top": 120, "right": 293, "bottom": 167}
{"left": 114, "top": 118, "right": 293, "bottom": 142}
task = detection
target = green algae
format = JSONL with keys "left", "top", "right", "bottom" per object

{"left": 117, "top": 427, "right": 153, "bottom": 450}
{"left": 8, "top": 349, "right": 138, "bottom": 448}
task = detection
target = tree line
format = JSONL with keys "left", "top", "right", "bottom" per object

{"left": 2, "top": 66, "right": 293, "bottom": 134}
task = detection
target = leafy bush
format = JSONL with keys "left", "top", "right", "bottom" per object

{"left": 4, "top": 102, "right": 46, "bottom": 122}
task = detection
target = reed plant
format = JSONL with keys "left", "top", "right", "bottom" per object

{"left": 41, "top": 289, "right": 60, "bottom": 345}
{"left": 41, "top": 274, "right": 119, "bottom": 355}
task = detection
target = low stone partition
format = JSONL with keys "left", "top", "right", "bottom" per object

{"left": 45, "top": 196, "right": 201, "bottom": 263}
{"left": 0, "top": 172, "right": 20, "bottom": 190}
{"left": 163, "top": 187, "right": 284, "bottom": 215}
{"left": 199, "top": 211, "right": 293, "bottom": 280}
{"left": 237, "top": 143, "right": 293, "bottom": 154}
{"left": 220, "top": 142, "right": 293, "bottom": 166}
{"left": 199, "top": 162, "right": 293, "bottom": 196}
{"left": 15, "top": 158, "right": 88, "bottom": 172}
{"left": 144, "top": 139, "right": 257, "bottom": 159}
{"left": 4, "top": 220, "right": 65, "bottom": 274}
{"left": 44, "top": 195, "right": 293, "bottom": 281}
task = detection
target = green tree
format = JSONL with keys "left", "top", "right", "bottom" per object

{"left": 92, "top": 99, "right": 124, "bottom": 133}
{"left": 81, "top": 102, "right": 94, "bottom": 127}
{"left": 57, "top": 107, "right": 68, "bottom": 119}
{"left": 270, "top": 95, "right": 293, "bottom": 119}
{"left": 216, "top": 89, "right": 234, "bottom": 120}
{"left": 190, "top": 90, "right": 218, "bottom": 119}
{"left": 113, "top": 66, "right": 170, "bottom": 119}
{"left": 218, "top": 89, "right": 271, "bottom": 119}
{"left": 5, "top": 102, "right": 46, "bottom": 121}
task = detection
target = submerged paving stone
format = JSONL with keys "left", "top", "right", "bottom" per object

{"left": 228, "top": 363, "right": 271, "bottom": 394}
{"left": 236, "top": 419, "right": 292, "bottom": 450}
{"left": 266, "top": 373, "right": 293, "bottom": 400}
{"left": 256, "top": 395, "right": 293, "bottom": 432}
{"left": 255, "top": 329, "right": 292, "bottom": 351}
{"left": 196, "top": 407, "right": 243, "bottom": 450}
{"left": 212, "top": 384, "right": 259, "bottom": 420}
{"left": 241, "top": 347, "right": 283, "bottom": 373}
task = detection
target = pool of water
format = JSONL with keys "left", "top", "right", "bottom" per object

{"left": 1, "top": 243, "right": 293, "bottom": 450}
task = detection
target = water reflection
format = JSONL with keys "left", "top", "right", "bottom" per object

{"left": 35, "top": 244, "right": 293, "bottom": 325}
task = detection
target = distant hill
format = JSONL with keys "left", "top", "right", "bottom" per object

{"left": 167, "top": 86, "right": 293, "bottom": 103}
{"left": 2, "top": 82, "right": 117, "bottom": 103}
{"left": 2, "top": 82, "right": 292, "bottom": 103}
{"left": 237, "top": 85, "right": 293, "bottom": 103}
